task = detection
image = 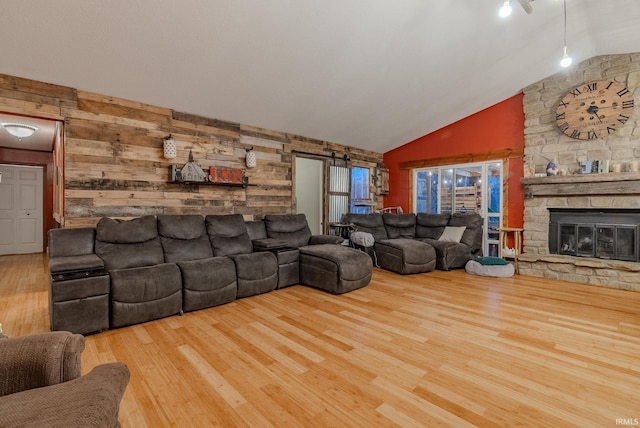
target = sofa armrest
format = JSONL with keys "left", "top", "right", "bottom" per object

{"left": 49, "top": 254, "right": 105, "bottom": 275}
{"left": 48, "top": 228, "right": 97, "bottom": 258}
{"left": 0, "top": 332, "right": 84, "bottom": 396}
{"left": 308, "top": 235, "right": 344, "bottom": 245}
{"left": 0, "top": 363, "right": 130, "bottom": 428}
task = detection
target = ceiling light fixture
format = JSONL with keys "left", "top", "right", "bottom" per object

{"left": 498, "top": 1, "right": 512, "bottom": 18}
{"left": 2, "top": 123, "right": 38, "bottom": 140}
{"left": 560, "top": 0, "right": 572, "bottom": 68}
{"left": 499, "top": 0, "right": 533, "bottom": 17}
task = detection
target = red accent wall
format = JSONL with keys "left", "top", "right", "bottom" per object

{"left": 383, "top": 94, "right": 525, "bottom": 227}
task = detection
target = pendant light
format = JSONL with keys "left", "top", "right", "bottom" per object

{"left": 498, "top": 1, "right": 512, "bottom": 18}
{"left": 560, "top": 0, "right": 572, "bottom": 68}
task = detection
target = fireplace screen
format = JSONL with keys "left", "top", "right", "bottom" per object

{"left": 550, "top": 209, "right": 640, "bottom": 262}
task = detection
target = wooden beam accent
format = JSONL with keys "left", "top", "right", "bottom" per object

{"left": 399, "top": 148, "right": 524, "bottom": 170}
{"left": 2, "top": 253, "right": 640, "bottom": 427}
{"left": 521, "top": 172, "right": 640, "bottom": 198}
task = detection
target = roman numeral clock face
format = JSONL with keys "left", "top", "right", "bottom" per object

{"left": 556, "top": 80, "right": 635, "bottom": 140}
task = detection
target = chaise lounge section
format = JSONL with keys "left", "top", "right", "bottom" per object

{"left": 342, "top": 213, "right": 437, "bottom": 274}
{"left": 263, "top": 214, "right": 373, "bottom": 294}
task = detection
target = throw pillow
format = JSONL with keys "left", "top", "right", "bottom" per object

{"left": 350, "top": 231, "right": 375, "bottom": 247}
{"left": 475, "top": 256, "right": 510, "bottom": 266}
{"left": 438, "top": 226, "right": 466, "bottom": 243}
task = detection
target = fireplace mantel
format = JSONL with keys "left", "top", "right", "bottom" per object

{"left": 521, "top": 172, "right": 640, "bottom": 198}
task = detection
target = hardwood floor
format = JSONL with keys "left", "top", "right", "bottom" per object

{"left": 1, "top": 253, "right": 639, "bottom": 427}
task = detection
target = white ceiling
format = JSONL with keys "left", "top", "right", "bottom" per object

{"left": 0, "top": 1, "right": 638, "bottom": 154}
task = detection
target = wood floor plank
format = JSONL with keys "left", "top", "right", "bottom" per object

{"left": 1, "top": 253, "right": 640, "bottom": 427}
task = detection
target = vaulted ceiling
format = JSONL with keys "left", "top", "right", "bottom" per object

{"left": 1, "top": 1, "right": 638, "bottom": 154}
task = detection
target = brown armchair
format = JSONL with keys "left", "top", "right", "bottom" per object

{"left": 0, "top": 331, "right": 130, "bottom": 428}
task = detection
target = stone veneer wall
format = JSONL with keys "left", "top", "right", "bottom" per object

{"left": 519, "top": 53, "right": 640, "bottom": 291}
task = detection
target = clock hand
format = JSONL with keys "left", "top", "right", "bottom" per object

{"left": 586, "top": 105, "right": 620, "bottom": 111}
{"left": 586, "top": 105, "right": 599, "bottom": 114}
{"left": 585, "top": 105, "right": 604, "bottom": 122}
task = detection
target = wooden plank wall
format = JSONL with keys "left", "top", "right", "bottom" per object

{"left": 0, "top": 73, "right": 384, "bottom": 228}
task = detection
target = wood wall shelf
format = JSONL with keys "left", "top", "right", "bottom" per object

{"left": 521, "top": 172, "right": 640, "bottom": 198}
{"left": 168, "top": 181, "right": 251, "bottom": 188}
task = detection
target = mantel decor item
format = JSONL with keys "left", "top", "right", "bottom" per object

{"left": 163, "top": 134, "right": 177, "bottom": 159}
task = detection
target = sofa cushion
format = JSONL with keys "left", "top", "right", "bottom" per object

{"left": 158, "top": 214, "right": 206, "bottom": 240}
{"left": 95, "top": 216, "right": 163, "bottom": 271}
{"left": 229, "top": 252, "right": 278, "bottom": 298}
{"left": 158, "top": 215, "right": 213, "bottom": 262}
{"left": 449, "top": 213, "right": 483, "bottom": 252}
{"left": 342, "top": 213, "right": 388, "bottom": 241}
{"left": 298, "top": 244, "right": 372, "bottom": 294}
{"left": 419, "top": 238, "right": 473, "bottom": 271}
{"left": 438, "top": 226, "right": 466, "bottom": 243}
{"left": 245, "top": 220, "right": 267, "bottom": 240}
{"left": 205, "top": 214, "right": 253, "bottom": 256}
{"left": 95, "top": 216, "right": 158, "bottom": 244}
{"left": 415, "top": 213, "right": 450, "bottom": 239}
{"left": 109, "top": 263, "right": 182, "bottom": 328}
{"left": 177, "top": 257, "right": 237, "bottom": 312}
{"left": 264, "top": 214, "right": 312, "bottom": 248}
{"left": 382, "top": 213, "right": 416, "bottom": 239}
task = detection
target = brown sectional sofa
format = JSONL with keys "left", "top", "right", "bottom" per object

{"left": 342, "top": 212, "right": 483, "bottom": 273}
{"left": 48, "top": 213, "right": 373, "bottom": 335}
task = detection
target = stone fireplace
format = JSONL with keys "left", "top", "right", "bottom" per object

{"left": 519, "top": 173, "right": 640, "bottom": 291}
{"left": 519, "top": 53, "right": 640, "bottom": 291}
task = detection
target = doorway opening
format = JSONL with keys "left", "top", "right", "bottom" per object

{"left": 0, "top": 112, "right": 63, "bottom": 254}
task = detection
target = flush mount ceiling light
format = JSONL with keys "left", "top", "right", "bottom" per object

{"left": 2, "top": 122, "right": 38, "bottom": 140}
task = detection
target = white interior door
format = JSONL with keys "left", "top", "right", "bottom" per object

{"left": 295, "top": 157, "right": 323, "bottom": 235}
{"left": 0, "top": 165, "right": 44, "bottom": 255}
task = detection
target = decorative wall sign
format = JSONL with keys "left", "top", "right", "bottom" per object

{"left": 209, "top": 166, "right": 247, "bottom": 185}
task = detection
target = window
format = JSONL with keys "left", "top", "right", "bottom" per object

{"left": 350, "top": 167, "right": 371, "bottom": 214}
{"left": 328, "top": 165, "right": 372, "bottom": 226}
{"left": 328, "top": 165, "right": 349, "bottom": 223}
{"left": 413, "top": 161, "right": 503, "bottom": 256}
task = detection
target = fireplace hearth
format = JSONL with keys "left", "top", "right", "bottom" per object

{"left": 520, "top": 173, "right": 640, "bottom": 290}
{"left": 549, "top": 209, "right": 640, "bottom": 262}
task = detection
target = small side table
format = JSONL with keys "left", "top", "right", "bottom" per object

{"left": 329, "top": 222, "right": 354, "bottom": 244}
{"left": 499, "top": 227, "right": 523, "bottom": 274}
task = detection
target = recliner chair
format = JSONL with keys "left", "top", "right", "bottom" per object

{"left": 0, "top": 331, "right": 130, "bottom": 428}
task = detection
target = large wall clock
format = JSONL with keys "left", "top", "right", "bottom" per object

{"left": 555, "top": 80, "right": 635, "bottom": 140}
